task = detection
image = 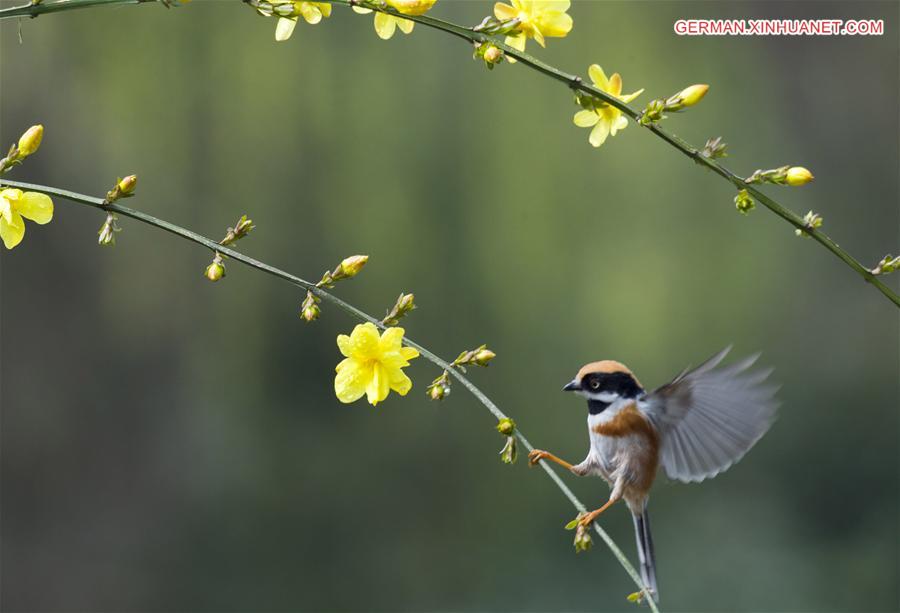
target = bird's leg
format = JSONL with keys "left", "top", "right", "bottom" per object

{"left": 528, "top": 449, "right": 574, "bottom": 471}
{"left": 579, "top": 482, "right": 623, "bottom": 527}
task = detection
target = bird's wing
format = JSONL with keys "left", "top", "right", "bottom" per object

{"left": 640, "top": 347, "right": 779, "bottom": 483}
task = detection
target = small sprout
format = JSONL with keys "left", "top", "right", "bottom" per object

{"left": 734, "top": 189, "right": 755, "bottom": 215}
{"left": 452, "top": 344, "right": 496, "bottom": 370}
{"left": 700, "top": 136, "right": 728, "bottom": 159}
{"left": 496, "top": 417, "right": 516, "bottom": 436}
{"left": 639, "top": 99, "right": 665, "bottom": 125}
{"left": 795, "top": 211, "right": 823, "bottom": 237}
{"left": 105, "top": 174, "right": 138, "bottom": 203}
{"left": 382, "top": 292, "right": 416, "bottom": 326}
{"left": 565, "top": 512, "right": 593, "bottom": 553}
{"left": 785, "top": 166, "right": 815, "bottom": 186}
{"left": 300, "top": 290, "right": 321, "bottom": 322}
{"left": 665, "top": 83, "right": 709, "bottom": 111}
{"left": 872, "top": 254, "right": 900, "bottom": 275}
{"left": 205, "top": 253, "right": 226, "bottom": 281}
{"left": 318, "top": 255, "right": 369, "bottom": 287}
{"left": 97, "top": 213, "right": 121, "bottom": 246}
{"left": 499, "top": 436, "right": 517, "bottom": 464}
{"left": 220, "top": 214, "right": 255, "bottom": 246}
{"left": 426, "top": 371, "right": 451, "bottom": 400}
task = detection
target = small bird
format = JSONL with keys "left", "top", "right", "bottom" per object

{"left": 528, "top": 347, "right": 777, "bottom": 603}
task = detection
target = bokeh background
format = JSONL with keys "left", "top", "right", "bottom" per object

{"left": 2, "top": 1, "right": 898, "bottom": 611}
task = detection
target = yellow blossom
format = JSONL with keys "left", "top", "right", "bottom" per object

{"left": 17, "top": 125, "right": 43, "bottom": 158}
{"left": 494, "top": 0, "right": 572, "bottom": 53}
{"left": 573, "top": 65, "right": 644, "bottom": 148}
{"left": 274, "top": 1, "right": 332, "bottom": 41}
{"left": 785, "top": 166, "right": 814, "bottom": 186}
{"left": 354, "top": 0, "right": 437, "bottom": 40}
{"left": 0, "top": 188, "right": 53, "bottom": 250}
{"left": 335, "top": 322, "right": 419, "bottom": 405}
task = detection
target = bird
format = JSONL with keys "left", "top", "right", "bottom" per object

{"left": 527, "top": 347, "right": 778, "bottom": 603}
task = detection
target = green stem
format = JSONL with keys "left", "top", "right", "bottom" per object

{"left": 0, "top": 178, "right": 658, "bottom": 611}
{"left": 1, "top": 0, "right": 895, "bottom": 308}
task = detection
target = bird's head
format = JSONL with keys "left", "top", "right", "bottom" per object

{"left": 563, "top": 361, "right": 644, "bottom": 411}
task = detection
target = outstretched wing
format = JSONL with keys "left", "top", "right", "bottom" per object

{"left": 641, "top": 347, "right": 778, "bottom": 483}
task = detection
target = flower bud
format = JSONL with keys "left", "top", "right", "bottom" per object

{"left": 666, "top": 84, "right": 708, "bottom": 111}
{"left": 496, "top": 417, "right": 516, "bottom": 436}
{"left": 574, "top": 522, "right": 593, "bottom": 553}
{"left": 795, "top": 211, "right": 823, "bottom": 237}
{"left": 97, "top": 213, "right": 119, "bottom": 247}
{"left": 700, "top": 136, "right": 727, "bottom": 159}
{"left": 734, "top": 189, "right": 755, "bottom": 215}
{"left": 300, "top": 290, "right": 321, "bottom": 322}
{"left": 205, "top": 255, "right": 226, "bottom": 281}
{"left": 17, "top": 125, "right": 43, "bottom": 158}
{"left": 873, "top": 254, "right": 900, "bottom": 275}
{"left": 639, "top": 99, "right": 665, "bottom": 125}
{"left": 473, "top": 348, "right": 496, "bottom": 366}
{"left": 785, "top": 166, "right": 814, "bottom": 186}
{"left": 385, "top": 0, "right": 436, "bottom": 16}
{"left": 499, "top": 436, "right": 517, "bottom": 464}
{"left": 339, "top": 254, "right": 368, "bottom": 278}
{"left": 426, "top": 370, "right": 451, "bottom": 400}
{"left": 117, "top": 174, "right": 137, "bottom": 196}
{"left": 382, "top": 292, "right": 416, "bottom": 326}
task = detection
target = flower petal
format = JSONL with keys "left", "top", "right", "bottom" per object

{"left": 275, "top": 17, "right": 298, "bottom": 41}
{"left": 494, "top": 1, "right": 516, "bottom": 20}
{"left": 532, "top": 25, "right": 546, "bottom": 47}
{"left": 588, "top": 64, "right": 609, "bottom": 90}
{"left": 396, "top": 16, "right": 414, "bottom": 34}
{"left": 335, "top": 358, "right": 371, "bottom": 403}
{"left": 620, "top": 88, "right": 645, "bottom": 104}
{"left": 589, "top": 119, "right": 611, "bottom": 147}
{"left": 379, "top": 327, "right": 405, "bottom": 352}
{"left": 352, "top": 5, "right": 372, "bottom": 13}
{"left": 319, "top": 2, "right": 332, "bottom": 17}
{"left": 366, "top": 362, "right": 391, "bottom": 405}
{"left": 400, "top": 346, "right": 419, "bottom": 361}
{"left": 350, "top": 322, "right": 380, "bottom": 358}
{"left": 573, "top": 109, "right": 600, "bottom": 127}
{"left": 611, "top": 114, "right": 628, "bottom": 135}
{"left": 608, "top": 73, "right": 622, "bottom": 97}
{"left": 300, "top": 3, "right": 323, "bottom": 24}
{"left": 374, "top": 12, "right": 397, "bottom": 39}
{"left": 0, "top": 210, "right": 24, "bottom": 249}
{"left": 337, "top": 334, "right": 354, "bottom": 358}
{"left": 536, "top": 10, "right": 572, "bottom": 37}
{"left": 389, "top": 367, "right": 413, "bottom": 396}
{"left": 15, "top": 192, "right": 53, "bottom": 225}
{"left": 505, "top": 32, "right": 526, "bottom": 51}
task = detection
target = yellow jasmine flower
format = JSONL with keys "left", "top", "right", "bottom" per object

{"left": 493, "top": 0, "right": 572, "bottom": 52}
{"left": 335, "top": 322, "right": 419, "bottom": 405}
{"left": 0, "top": 188, "right": 53, "bottom": 250}
{"left": 274, "top": 1, "right": 332, "bottom": 42}
{"left": 353, "top": 0, "right": 437, "bottom": 40}
{"left": 573, "top": 65, "right": 644, "bottom": 148}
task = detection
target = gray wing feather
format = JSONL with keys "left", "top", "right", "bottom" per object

{"left": 643, "top": 347, "right": 778, "bottom": 483}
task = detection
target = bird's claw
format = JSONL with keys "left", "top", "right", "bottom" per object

{"left": 528, "top": 449, "right": 548, "bottom": 467}
{"left": 578, "top": 511, "right": 599, "bottom": 528}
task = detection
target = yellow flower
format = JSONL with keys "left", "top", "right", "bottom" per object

{"left": 573, "top": 65, "right": 644, "bottom": 148}
{"left": 0, "top": 188, "right": 53, "bottom": 250}
{"left": 785, "top": 166, "right": 814, "bottom": 186}
{"left": 274, "top": 1, "right": 332, "bottom": 42}
{"left": 335, "top": 322, "right": 419, "bottom": 405}
{"left": 353, "top": 0, "right": 437, "bottom": 40}
{"left": 494, "top": 0, "right": 572, "bottom": 52}
{"left": 17, "top": 125, "right": 43, "bottom": 158}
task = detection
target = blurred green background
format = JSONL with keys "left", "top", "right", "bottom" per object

{"left": 1, "top": 1, "right": 897, "bottom": 611}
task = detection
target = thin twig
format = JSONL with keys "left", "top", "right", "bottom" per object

{"left": 0, "top": 178, "right": 659, "bottom": 611}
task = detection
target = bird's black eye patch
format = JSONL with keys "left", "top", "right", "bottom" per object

{"left": 581, "top": 372, "right": 643, "bottom": 398}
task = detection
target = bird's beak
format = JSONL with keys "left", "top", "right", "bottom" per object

{"left": 562, "top": 379, "right": 581, "bottom": 392}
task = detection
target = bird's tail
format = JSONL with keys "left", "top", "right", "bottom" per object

{"left": 632, "top": 506, "right": 659, "bottom": 603}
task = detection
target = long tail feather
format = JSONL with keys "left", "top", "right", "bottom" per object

{"left": 632, "top": 508, "right": 659, "bottom": 603}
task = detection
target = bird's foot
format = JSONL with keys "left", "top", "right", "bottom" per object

{"left": 527, "top": 449, "right": 549, "bottom": 467}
